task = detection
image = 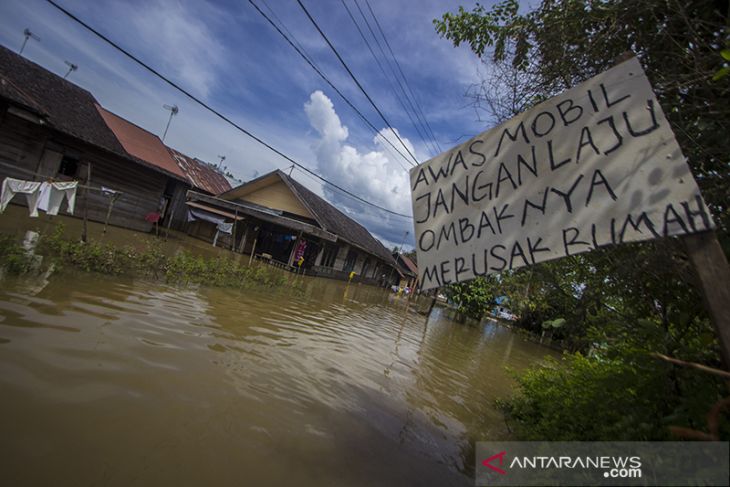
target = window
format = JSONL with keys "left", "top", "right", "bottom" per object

{"left": 344, "top": 249, "right": 358, "bottom": 273}
{"left": 58, "top": 156, "right": 79, "bottom": 177}
{"left": 321, "top": 243, "right": 338, "bottom": 268}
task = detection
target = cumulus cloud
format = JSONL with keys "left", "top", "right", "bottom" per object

{"left": 303, "top": 90, "right": 415, "bottom": 249}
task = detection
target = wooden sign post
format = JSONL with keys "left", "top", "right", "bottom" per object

{"left": 684, "top": 232, "right": 730, "bottom": 365}
{"left": 410, "top": 56, "right": 729, "bottom": 366}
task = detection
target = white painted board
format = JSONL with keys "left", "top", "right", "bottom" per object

{"left": 410, "top": 58, "right": 714, "bottom": 290}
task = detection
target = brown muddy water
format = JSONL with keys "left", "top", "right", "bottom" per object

{"left": 0, "top": 212, "right": 557, "bottom": 486}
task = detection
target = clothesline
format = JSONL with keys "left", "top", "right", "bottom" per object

{"left": 0, "top": 159, "right": 122, "bottom": 195}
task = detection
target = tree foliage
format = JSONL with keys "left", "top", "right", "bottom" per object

{"left": 435, "top": 0, "right": 730, "bottom": 440}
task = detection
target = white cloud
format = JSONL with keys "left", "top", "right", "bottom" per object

{"left": 303, "top": 90, "right": 415, "bottom": 248}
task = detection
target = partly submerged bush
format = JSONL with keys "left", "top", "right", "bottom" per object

{"left": 0, "top": 234, "right": 36, "bottom": 274}
{"left": 498, "top": 350, "right": 730, "bottom": 440}
{"left": 4, "top": 226, "right": 291, "bottom": 290}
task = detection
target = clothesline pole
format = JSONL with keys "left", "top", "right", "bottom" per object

{"left": 249, "top": 237, "right": 257, "bottom": 266}
{"left": 164, "top": 203, "right": 174, "bottom": 241}
{"left": 102, "top": 196, "right": 115, "bottom": 237}
{"left": 81, "top": 163, "right": 91, "bottom": 243}
{"left": 239, "top": 224, "right": 248, "bottom": 254}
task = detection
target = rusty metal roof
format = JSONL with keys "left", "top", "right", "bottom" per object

{"left": 398, "top": 253, "right": 418, "bottom": 275}
{"left": 96, "top": 106, "right": 186, "bottom": 179}
{"left": 167, "top": 148, "right": 232, "bottom": 195}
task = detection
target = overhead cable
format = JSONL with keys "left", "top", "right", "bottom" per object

{"left": 247, "top": 0, "right": 413, "bottom": 172}
{"left": 296, "top": 0, "right": 420, "bottom": 167}
{"left": 43, "top": 0, "right": 413, "bottom": 219}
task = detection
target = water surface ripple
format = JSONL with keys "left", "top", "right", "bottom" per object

{"left": 0, "top": 274, "right": 554, "bottom": 486}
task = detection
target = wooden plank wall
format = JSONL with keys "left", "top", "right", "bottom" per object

{"left": 0, "top": 112, "right": 169, "bottom": 233}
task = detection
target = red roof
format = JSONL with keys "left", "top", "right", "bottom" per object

{"left": 96, "top": 105, "right": 186, "bottom": 179}
{"left": 167, "top": 148, "right": 232, "bottom": 195}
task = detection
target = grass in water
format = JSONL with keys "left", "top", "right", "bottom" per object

{"left": 0, "top": 225, "right": 294, "bottom": 290}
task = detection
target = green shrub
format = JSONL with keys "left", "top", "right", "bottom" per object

{"left": 498, "top": 351, "right": 729, "bottom": 440}
{"left": 5, "top": 226, "right": 294, "bottom": 291}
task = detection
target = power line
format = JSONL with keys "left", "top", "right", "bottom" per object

{"left": 246, "top": 0, "right": 412, "bottom": 172}
{"left": 352, "top": 0, "right": 439, "bottom": 156}
{"left": 259, "top": 0, "right": 319, "bottom": 72}
{"left": 364, "top": 0, "right": 443, "bottom": 154}
{"left": 296, "top": 0, "right": 420, "bottom": 167}
{"left": 341, "top": 0, "right": 438, "bottom": 158}
{"left": 43, "top": 0, "right": 413, "bottom": 219}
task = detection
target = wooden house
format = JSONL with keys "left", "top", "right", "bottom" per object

{"left": 186, "top": 170, "right": 400, "bottom": 285}
{"left": 0, "top": 45, "right": 186, "bottom": 232}
{"left": 393, "top": 252, "right": 418, "bottom": 289}
{"left": 0, "top": 45, "right": 232, "bottom": 234}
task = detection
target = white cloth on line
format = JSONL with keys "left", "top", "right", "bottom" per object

{"left": 216, "top": 222, "right": 233, "bottom": 234}
{"left": 37, "top": 181, "right": 78, "bottom": 216}
{"left": 0, "top": 177, "right": 43, "bottom": 217}
{"left": 212, "top": 223, "right": 234, "bottom": 247}
{"left": 187, "top": 208, "right": 227, "bottom": 225}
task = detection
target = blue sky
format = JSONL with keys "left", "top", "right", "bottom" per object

{"left": 0, "top": 0, "right": 492, "bottom": 250}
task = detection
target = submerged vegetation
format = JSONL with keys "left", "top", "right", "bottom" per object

{"left": 435, "top": 0, "right": 730, "bottom": 440}
{"left": 0, "top": 225, "right": 291, "bottom": 289}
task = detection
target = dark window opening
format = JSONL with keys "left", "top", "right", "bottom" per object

{"left": 321, "top": 243, "right": 338, "bottom": 268}
{"left": 58, "top": 156, "right": 79, "bottom": 177}
{"left": 344, "top": 249, "right": 358, "bottom": 273}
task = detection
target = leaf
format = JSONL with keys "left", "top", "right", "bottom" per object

{"left": 712, "top": 66, "right": 729, "bottom": 81}
{"left": 721, "top": 49, "right": 730, "bottom": 61}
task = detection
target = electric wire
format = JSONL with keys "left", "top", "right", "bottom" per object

{"left": 43, "top": 0, "right": 413, "bottom": 219}
{"left": 341, "top": 0, "right": 438, "bottom": 158}
{"left": 364, "top": 0, "right": 443, "bottom": 153}
{"left": 352, "top": 0, "right": 439, "bottom": 156}
{"left": 296, "top": 0, "right": 420, "bottom": 167}
{"left": 246, "top": 0, "right": 412, "bottom": 172}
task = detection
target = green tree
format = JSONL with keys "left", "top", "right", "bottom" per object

{"left": 445, "top": 276, "right": 500, "bottom": 320}
{"left": 435, "top": 0, "right": 730, "bottom": 440}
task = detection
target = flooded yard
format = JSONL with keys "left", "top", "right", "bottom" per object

{"left": 0, "top": 234, "right": 556, "bottom": 486}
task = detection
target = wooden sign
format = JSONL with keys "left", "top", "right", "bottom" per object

{"left": 411, "top": 58, "right": 714, "bottom": 290}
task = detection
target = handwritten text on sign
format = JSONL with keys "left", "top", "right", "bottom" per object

{"left": 410, "top": 58, "right": 714, "bottom": 290}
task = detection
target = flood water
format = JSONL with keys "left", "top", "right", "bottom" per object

{"left": 0, "top": 266, "right": 555, "bottom": 486}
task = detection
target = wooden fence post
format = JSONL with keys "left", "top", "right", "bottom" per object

{"left": 684, "top": 231, "right": 730, "bottom": 367}
{"left": 81, "top": 163, "right": 91, "bottom": 243}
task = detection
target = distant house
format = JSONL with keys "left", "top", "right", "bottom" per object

{"left": 0, "top": 45, "right": 231, "bottom": 233}
{"left": 186, "top": 169, "right": 399, "bottom": 285}
{"left": 0, "top": 45, "right": 183, "bottom": 231}
{"left": 393, "top": 252, "right": 418, "bottom": 289}
{"left": 96, "top": 106, "right": 233, "bottom": 231}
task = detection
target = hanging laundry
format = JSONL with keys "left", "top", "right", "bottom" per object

{"left": 101, "top": 186, "right": 122, "bottom": 201}
{"left": 294, "top": 239, "right": 307, "bottom": 261}
{"left": 212, "top": 222, "right": 233, "bottom": 247}
{"left": 216, "top": 222, "right": 233, "bottom": 234}
{"left": 37, "top": 181, "right": 78, "bottom": 216}
{"left": 0, "top": 177, "right": 43, "bottom": 217}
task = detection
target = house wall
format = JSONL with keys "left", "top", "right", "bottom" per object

{"left": 333, "top": 243, "right": 349, "bottom": 271}
{"left": 239, "top": 180, "right": 314, "bottom": 219}
{"left": 0, "top": 111, "right": 168, "bottom": 233}
{"left": 163, "top": 180, "right": 191, "bottom": 231}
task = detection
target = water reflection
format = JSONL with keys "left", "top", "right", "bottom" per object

{"left": 0, "top": 273, "right": 555, "bottom": 486}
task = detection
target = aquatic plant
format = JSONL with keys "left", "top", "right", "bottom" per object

{"left": 1, "top": 226, "right": 293, "bottom": 290}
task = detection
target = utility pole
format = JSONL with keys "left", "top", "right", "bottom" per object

{"left": 161, "top": 104, "right": 179, "bottom": 142}
{"left": 19, "top": 28, "right": 39, "bottom": 55}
